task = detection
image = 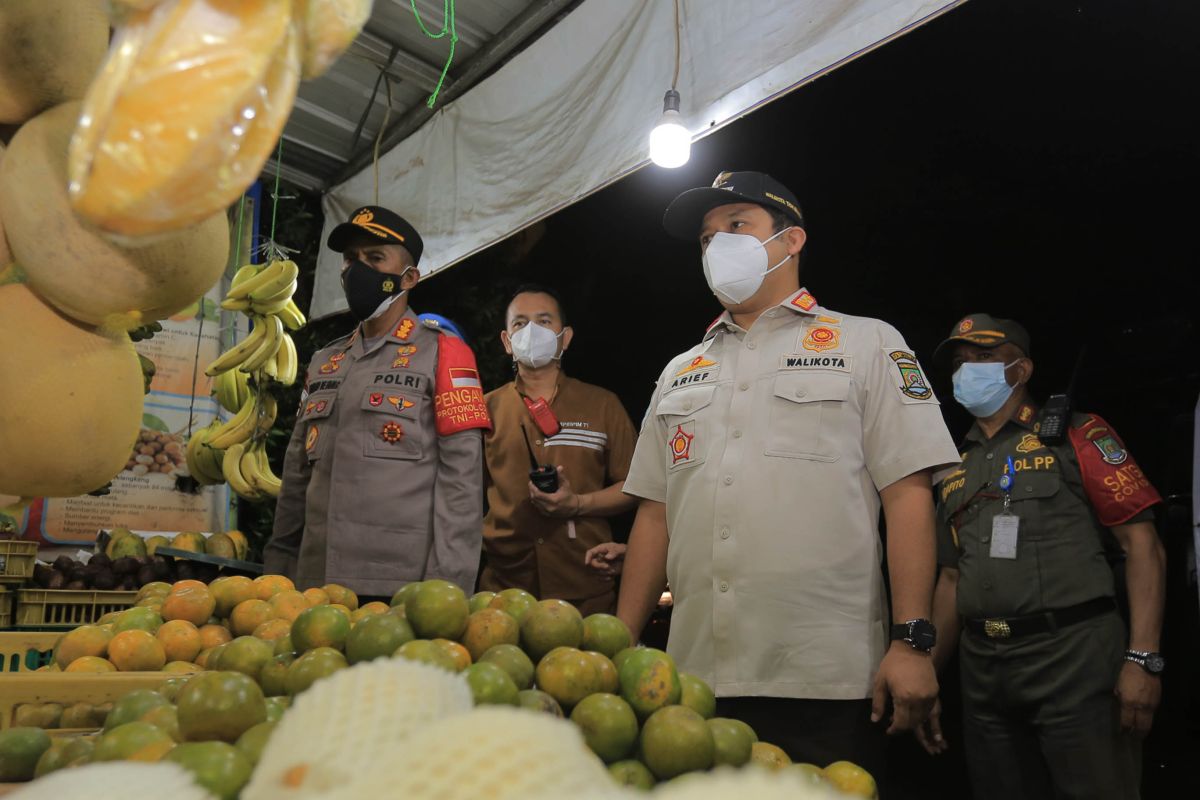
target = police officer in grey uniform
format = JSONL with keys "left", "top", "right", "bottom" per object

{"left": 265, "top": 206, "right": 491, "bottom": 596}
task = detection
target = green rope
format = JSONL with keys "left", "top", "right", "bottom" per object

{"left": 233, "top": 194, "right": 247, "bottom": 267}
{"left": 268, "top": 137, "right": 284, "bottom": 245}
{"left": 410, "top": 0, "right": 457, "bottom": 108}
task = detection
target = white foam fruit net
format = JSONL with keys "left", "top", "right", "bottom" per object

{"left": 325, "top": 706, "right": 615, "bottom": 800}
{"left": 8, "top": 762, "right": 217, "bottom": 800}
{"left": 242, "top": 658, "right": 473, "bottom": 799}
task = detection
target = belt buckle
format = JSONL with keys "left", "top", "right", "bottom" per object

{"left": 983, "top": 619, "right": 1011, "bottom": 639}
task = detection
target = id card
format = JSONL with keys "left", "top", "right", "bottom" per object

{"left": 989, "top": 513, "right": 1019, "bottom": 559}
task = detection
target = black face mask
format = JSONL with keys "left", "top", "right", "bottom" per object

{"left": 341, "top": 260, "right": 409, "bottom": 321}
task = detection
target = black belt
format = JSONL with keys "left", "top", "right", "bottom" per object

{"left": 965, "top": 597, "right": 1116, "bottom": 640}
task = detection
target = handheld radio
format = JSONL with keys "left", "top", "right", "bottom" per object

{"left": 522, "top": 426, "right": 559, "bottom": 494}
{"left": 1037, "top": 346, "right": 1086, "bottom": 445}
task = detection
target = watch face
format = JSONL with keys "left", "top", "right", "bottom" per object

{"left": 1146, "top": 654, "right": 1165, "bottom": 674}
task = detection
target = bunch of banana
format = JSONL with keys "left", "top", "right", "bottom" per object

{"left": 208, "top": 259, "right": 305, "bottom": 385}
{"left": 184, "top": 421, "right": 226, "bottom": 486}
{"left": 223, "top": 439, "right": 282, "bottom": 500}
{"left": 207, "top": 393, "right": 277, "bottom": 452}
{"left": 212, "top": 368, "right": 251, "bottom": 414}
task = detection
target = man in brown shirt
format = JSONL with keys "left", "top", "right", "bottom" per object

{"left": 481, "top": 285, "right": 638, "bottom": 614}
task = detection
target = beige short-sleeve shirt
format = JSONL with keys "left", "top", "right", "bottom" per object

{"left": 623, "top": 289, "right": 960, "bottom": 699}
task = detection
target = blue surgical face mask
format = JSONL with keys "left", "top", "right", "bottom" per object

{"left": 952, "top": 360, "right": 1022, "bottom": 417}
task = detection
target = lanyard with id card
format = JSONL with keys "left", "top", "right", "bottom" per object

{"left": 990, "top": 455, "right": 1019, "bottom": 559}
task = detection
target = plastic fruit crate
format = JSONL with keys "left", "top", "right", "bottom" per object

{"left": 0, "top": 539, "right": 37, "bottom": 583}
{"left": 0, "top": 632, "right": 61, "bottom": 673}
{"left": 0, "top": 672, "right": 172, "bottom": 732}
{"left": 15, "top": 589, "right": 138, "bottom": 628}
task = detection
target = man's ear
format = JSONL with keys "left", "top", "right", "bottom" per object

{"left": 785, "top": 226, "right": 807, "bottom": 257}
{"left": 1011, "top": 356, "right": 1034, "bottom": 387}
{"left": 560, "top": 326, "right": 574, "bottom": 352}
{"left": 500, "top": 329, "right": 514, "bottom": 356}
{"left": 401, "top": 265, "right": 420, "bottom": 290}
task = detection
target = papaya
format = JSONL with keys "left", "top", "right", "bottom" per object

{"left": 68, "top": 0, "right": 301, "bottom": 237}
{"left": 0, "top": 0, "right": 110, "bottom": 125}
{"left": 0, "top": 102, "right": 231, "bottom": 329}
{"left": 0, "top": 283, "right": 144, "bottom": 498}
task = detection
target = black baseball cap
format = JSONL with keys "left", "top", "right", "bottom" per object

{"left": 934, "top": 313, "right": 1032, "bottom": 364}
{"left": 662, "top": 171, "right": 805, "bottom": 240}
{"left": 326, "top": 205, "right": 424, "bottom": 264}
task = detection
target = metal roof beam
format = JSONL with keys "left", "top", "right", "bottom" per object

{"left": 389, "top": 0, "right": 487, "bottom": 50}
{"left": 355, "top": 30, "right": 444, "bottom": 92}
{"left": 328, "top": 0, "right": 581, "bottom": 188}
{"left": 262, "top": 158, "right": 324, "bottom": 192}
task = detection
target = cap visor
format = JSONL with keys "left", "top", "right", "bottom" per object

{"left": 662, "top": 187, "right": 761, "bottom": 240}
{"left": 933, "top": 334, "right": 1007, "bottom": 365}
{"left": 326, "top": 222, "right": 361, "bottom": 253}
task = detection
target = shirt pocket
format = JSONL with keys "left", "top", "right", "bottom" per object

{"left": 764, "top": 371, "right": 850, "bottom": 461}
{"left": 299, "top": 391, "right": 337, "bottom": 462}
{"left": 655, "top": 385, "right": 716, "bottom": 472}
{"left": 360, "top": 388, "right": 424, "bottom": 461}
{"left": 1007, "top": 470, "right": 1061, "bottom": 542}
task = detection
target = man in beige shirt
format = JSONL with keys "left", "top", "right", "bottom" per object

{"left": 618, "top": 172, "right": 960, "bottom": 780}
{"left": 482, "top": 285, "right": 638, "bottom": 614}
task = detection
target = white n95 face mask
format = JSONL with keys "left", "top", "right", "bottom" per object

{"left": 510, "top": 323, "right": 563, "bottom": 368}
{"left": 701, "top": 228, "right": 793, "bottom": 305}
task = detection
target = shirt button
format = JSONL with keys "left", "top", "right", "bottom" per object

{"left": 795, "top": 389, "right": 807, "bottom": 398}
{"left": 986, "top": 453, "right": 994, "bottom": 460}
{"left": 1025, "top": 486, "right": 1034, "bottom": 493}
{"left": 719, "top": 581, "right": 729, "bottom": 592}
{"left": 723, "top": 475, "right": 734, "bottom": 485}
{"left": 747, "top": 341, "right": 757, "bottom": 350}
{"left": 536, "top": 538, "right": 544, "bottom": 545}
{"left": 739, "top": 382, "right": 749, "bottom": 391}
{"left": 732, "top": 429, "right": 742, "bottom": 438}
{"left": 683, "top": 400, "right": 693, "bottom": 410}
{"left": 720, "top": 527, "right": 730, "bottom": 539}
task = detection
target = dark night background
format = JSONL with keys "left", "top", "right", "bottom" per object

{"left": 275, "top": 0, "right": 1198, "bottom": 796}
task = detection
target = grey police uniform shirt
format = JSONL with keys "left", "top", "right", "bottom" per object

{"left": 623, "top": 288, "right": 960, "bottom": 699}
{"left": 264, "top": 309, "right": 484, "bottom": 596}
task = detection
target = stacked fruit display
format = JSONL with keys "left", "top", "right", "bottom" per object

{"left": 0, "top": 576, "right": 877, "bottom": 798}
{"left": 183, "top": 261, "right": 306, "bottom": 501}
{"left": 0, "top": 0, "right": 370, "bottom": 500}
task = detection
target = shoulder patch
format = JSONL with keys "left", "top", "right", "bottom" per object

{"left": 433, "top": 336, "right": 492, "bottom": 435}
{"left": 885, "top": 349, "right": 934, "bottom": 402}
{"left": 1067, "top": 415, "right": 1161, "bottom": 525}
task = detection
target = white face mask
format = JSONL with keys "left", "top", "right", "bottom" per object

{"left": 509, "top": 323, "right": 563, "bottom": 368}
{"left": 701, "top": 228, "right": 793, "bottom": 305}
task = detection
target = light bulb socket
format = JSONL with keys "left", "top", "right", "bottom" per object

{"left": 662, "top": 89, "right": 681, "bottom": 114}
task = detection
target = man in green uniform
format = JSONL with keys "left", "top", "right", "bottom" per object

{"left": 919, "top": 313, "right": 1165, "bottom": 800}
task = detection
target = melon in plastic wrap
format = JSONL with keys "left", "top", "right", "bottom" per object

{"left": 243, "top": 658, "right": 473, "bottom": 799}
{"left": 0, "top": 102, "right": 230, "bottom": 329}
{"left": 328, "top": 706, "right": 613, "bottom": 800}
{"left": 0, "top": 282, "right": 144, "bottom": 499}
{"left": 68, "top": 0, "right": 301, "bottom": 237}
{"left": 7, "top": 762, "right": 217, "bottom": 800}
{"left": 295, "top": 0, "right": 373, "bottom": 80}
{"left": 0, "top": 0, "right": 110, "bottom": 125}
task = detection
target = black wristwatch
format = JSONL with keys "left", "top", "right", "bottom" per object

{"left": 890, "top": 619, "right": 937, "bottom": 653}
{"left": 1124, "top": 650, "right": 1165, "bottom": 675}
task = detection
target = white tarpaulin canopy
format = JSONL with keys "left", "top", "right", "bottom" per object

{"left": 312, "top": 0, "right": 965, "bottom": 319}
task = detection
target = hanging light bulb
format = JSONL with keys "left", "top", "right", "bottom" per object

{"left": 649, "top": 89, "right": 691, "bottom": 168}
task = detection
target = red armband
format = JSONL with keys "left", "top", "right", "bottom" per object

{"left": 433, "top": 334, "right": 492, "bottom": 436}
{"left": 1068, "top": 414, "right": 1161, "bottom": 526}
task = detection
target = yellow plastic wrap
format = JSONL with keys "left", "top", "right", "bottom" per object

{"left": 295, "top": 0, "right": 373, "bottom": 80}
{"left": 0, "top": 0, "right": 110, "bottom": 125}
{"left": 0, "top": 102, "right": 231, "bottom": 328}
{"left": 68, "top": 0, "right": 301, "bottom": 237}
